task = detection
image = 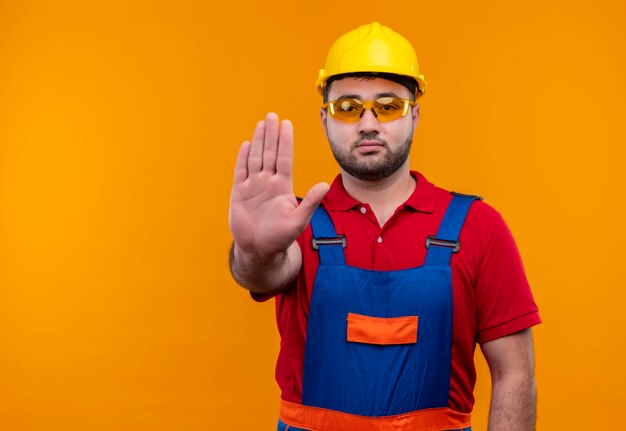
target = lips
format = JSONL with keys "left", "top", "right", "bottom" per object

{"left": 355, "top": 140, "right": 384, "bottom": 149}
{"left": 355, "top": 139, "right": 384, "bottom": 153}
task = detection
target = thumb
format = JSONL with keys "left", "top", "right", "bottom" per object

{"left": 294, "top": 182, "right": 331, "bottom": 226}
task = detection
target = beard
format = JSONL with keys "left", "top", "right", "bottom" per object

{"left": 329, "top": 132, "right": 413, "bottom": 181}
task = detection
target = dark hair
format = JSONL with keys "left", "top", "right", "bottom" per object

{"left": 323, "top": 72, "right": 418, "bottom": 103}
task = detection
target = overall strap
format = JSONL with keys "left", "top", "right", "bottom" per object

{"left": 424, "top": 193, "right": 481, "bottom": 267}
{"left": 309, "top": 206, "right": 346, "bottom": 266}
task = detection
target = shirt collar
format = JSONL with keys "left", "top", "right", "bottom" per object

{"left": 322, "top": 170, "right": 437, "bottom": 213}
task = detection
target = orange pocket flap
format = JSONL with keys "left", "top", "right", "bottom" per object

{"left": 346, "top": 313, "right": 418, "bottom": 345}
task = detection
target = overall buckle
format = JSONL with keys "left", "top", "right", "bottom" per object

{"left": 425, "top": 236, "right": 460, "bottom": 253}
{"left": 312, "top": 235, "right": 346, "bottom": 250}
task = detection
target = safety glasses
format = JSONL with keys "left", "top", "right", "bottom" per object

{"left": 323, "top": 96, "right": 415, "bottom": 123}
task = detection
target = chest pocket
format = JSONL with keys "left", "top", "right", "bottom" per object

{"left": 346, "top": 312, "right": 418, "bottom": 345}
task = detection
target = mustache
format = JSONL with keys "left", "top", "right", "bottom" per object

{"left": 352, "top": 134, "right": 388, "bottom": 149}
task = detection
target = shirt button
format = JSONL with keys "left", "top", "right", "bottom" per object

{"left": 377, "top": 236, "right": 383, "bottom": 243}
{"left": 360, "top": 207, "right": 367, "bottom": 214}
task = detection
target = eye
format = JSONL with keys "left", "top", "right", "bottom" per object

{"left": 376, "top": 97, "right": 403, "bottom": 113}
{"left": 334, "top": 98, "right": 363, "bottom": 115}
{"left": 379, "top": 104, "right": 399, "bottom": 111}
{"left": 339, "top": 100, "right": 356, "bottom": 112}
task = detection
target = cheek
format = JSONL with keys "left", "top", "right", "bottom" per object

{"left": 387, "top": 121, "right": 413, "bottom": 140}
{"left": 327, "top": 121, "right": 354, "bottom": 140}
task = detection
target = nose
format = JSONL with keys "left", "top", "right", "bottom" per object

{"left": 357, "top": 108, "right": 382, "bottom": 134}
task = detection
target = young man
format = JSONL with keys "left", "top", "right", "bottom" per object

{"left": 229, "top": 22, "right": 540, "bottom": 431}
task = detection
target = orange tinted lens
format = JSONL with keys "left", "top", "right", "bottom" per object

{"left": 330, "top": 98, "right": 363, "bottom": 122}
{"left": 372, "top": 97, "right": 407, "bottom": 122}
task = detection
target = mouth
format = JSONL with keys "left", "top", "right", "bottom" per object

{"left": 355, "top": 140, "right": 385, "bottom": 153}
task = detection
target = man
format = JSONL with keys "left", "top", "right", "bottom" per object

{"left": 229, "top": 22, "right": 540, "bottom": 431}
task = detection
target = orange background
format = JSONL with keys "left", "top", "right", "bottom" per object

{"left": 1, "top": 0, "right": 625, "bottom": 429}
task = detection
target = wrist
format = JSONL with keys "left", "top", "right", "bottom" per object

{"left": 233, "top": 243, "right": 288, "bottom": 269}
{"left": 230, "top": 243, "right": 290, "bottom": 292}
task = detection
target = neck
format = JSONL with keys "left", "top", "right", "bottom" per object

{"left": 340, "top": 162, "right": 415, "bottom": 226}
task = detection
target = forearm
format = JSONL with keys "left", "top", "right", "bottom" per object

{"left": 481, "top": 328, "right": 537, "bottom": 431}
{"left": 229, "top": 241, "right": 301, "bottom": 294}
{"left": 487, "top": 366, "right": 537, "bottom": 430}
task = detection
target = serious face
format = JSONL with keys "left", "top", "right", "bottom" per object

{"left": 320, "top": 77, "right": 420, "bottom": 182}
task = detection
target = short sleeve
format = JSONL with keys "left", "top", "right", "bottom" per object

{"left": 475, "top": 214, "right": 541, "bottom": 344}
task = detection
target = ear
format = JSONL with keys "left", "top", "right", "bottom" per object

{"left": 412, "top": 104, "right": 420, "bottom": 129}
{"left": 320, "top": 107, "right": 329, "bottom": 137}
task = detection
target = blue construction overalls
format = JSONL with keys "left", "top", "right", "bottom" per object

{"left": 277, "top": 193, "right": 478, "bottom": 431}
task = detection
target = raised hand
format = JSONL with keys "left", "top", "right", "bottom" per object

{"left": 229, "top": 113, "right": 329, "bottom": 277}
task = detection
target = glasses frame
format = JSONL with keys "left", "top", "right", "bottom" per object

{"left": 323, "top": 96, "right": 416, "bottom": 123}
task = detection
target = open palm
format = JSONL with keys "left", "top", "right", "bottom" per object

{"left": 229, "top": 113, "right": 329, "bottom": 257}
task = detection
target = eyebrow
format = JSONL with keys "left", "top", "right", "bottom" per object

{"left": 334, "top": 92, "right": 402, "bottom": 100}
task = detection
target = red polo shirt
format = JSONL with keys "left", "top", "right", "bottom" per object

{"left": 255, "top": 171, "right": 540, "bottom": 414}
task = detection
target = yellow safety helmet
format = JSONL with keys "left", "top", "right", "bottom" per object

{"left": 317, "top": 22, "right": 427, "bottom": 98}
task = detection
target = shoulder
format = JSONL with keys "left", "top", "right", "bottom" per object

{"left": 423, "top": 178, "right": 513, "bottom": 260}
{"left": 427, "top": 176, "right": 505, "bottom": 232}
{"left": 465, "top": 198, "right": 505, "bottom": 232}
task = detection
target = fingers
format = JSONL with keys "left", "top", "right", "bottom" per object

{"left": 295, "top": 182, "right": 331, "bottom": 225}
{"left": 276, "top": 119, "right": 294, "bottom": 178}
{"left": 248, "top": 113, "right": 284, "bottom": 175}
{"left": 247, "top": 119, "right": 265, "bottom": 174}
{"left": 262, "top": 113, "right": 279, "bottom": 173}
{"left": 233, "top": 141, "right": 251, "bottom": 183}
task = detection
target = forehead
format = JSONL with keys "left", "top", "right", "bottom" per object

{"left": 327, "top": 77, "right": 412, "bottom": 100}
